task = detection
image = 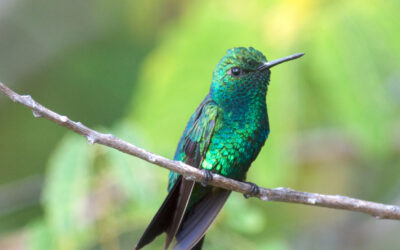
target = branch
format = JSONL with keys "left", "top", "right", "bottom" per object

{"left": 1, "top": 81, "right": 400, "bottom": 220}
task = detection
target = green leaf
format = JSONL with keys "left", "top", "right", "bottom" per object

{"left": 26, "top": 220, "right": 55, "bottom": 250}
{"left": 41, "top": 134, "right": 93, "bottom": 245}
{"left": 106, "top": 121, "right": 168, "bottom": 211}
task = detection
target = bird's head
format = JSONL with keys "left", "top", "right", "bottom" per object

{"left": 210, "top": 47, "right": 304, "bottom": 103}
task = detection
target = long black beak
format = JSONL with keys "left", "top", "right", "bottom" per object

{"left": 257, "top": 52, "right": 304, "bottom": 71}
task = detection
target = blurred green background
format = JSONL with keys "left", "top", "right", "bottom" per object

{"left": 1, "top": 0, "right": 400, "bottom": 249}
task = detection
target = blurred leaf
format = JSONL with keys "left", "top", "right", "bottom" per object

{"left": 306, "top": 9, "right": 393, "bottom": 159}
{"left": 258, "top": 238, "right": 289, "bottom": 250}
{"left": 225, "top": 195, "right": 266, "bottom": 235}
{"left": 106, "top": 121, "right": 167, "bottom": 209}
{"left": 41, "top": 134, "right": 93, "bottom": 248}
{"left": 27, "top": 220, "right": 55, "bottom": 250}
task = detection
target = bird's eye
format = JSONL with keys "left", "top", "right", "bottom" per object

{"left": 230, "top": 67, "right": 241, "bottom": 77}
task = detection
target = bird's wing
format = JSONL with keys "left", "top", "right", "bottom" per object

{"left": 135, "top": 97, "right": 219, "bottom": 250}
{"left": 164, "top": 99, "right": 219, "bottom": 249}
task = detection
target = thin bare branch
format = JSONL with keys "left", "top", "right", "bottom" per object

{"left": 1, "top": 81, "right": 399, "bottom": 220}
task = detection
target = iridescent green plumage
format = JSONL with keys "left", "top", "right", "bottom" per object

{"left": 136, "top": 47, "right": 304, "bottom": 250}
{"left": 170, "top": 48, "right": 270, "bottom": 204}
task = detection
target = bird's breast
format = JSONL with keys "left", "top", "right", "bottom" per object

{"left": 201, "top": 108, "right": 269, "bottom": 180}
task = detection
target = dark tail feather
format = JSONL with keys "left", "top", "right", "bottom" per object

{"left": 191, "top": 236, "right": 205, "bottom": 250}
{"left": 135, "top": 177, "right": 182, "bottom": 250}
{"left": 172, "top": 188, "right": 231, "bottom": 250}
{"left": 164, "top": 178, "right": 195, "bottom": 250}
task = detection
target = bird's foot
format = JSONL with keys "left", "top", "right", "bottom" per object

{"left": 201, "top": 169, "right": 213, "bottom": 187}
{"left": 243, "top": 182, "right": 260, "bottom": 199}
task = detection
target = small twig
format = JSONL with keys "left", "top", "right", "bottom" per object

{"left": 1, "top": 81, "right": 400, "bottom": 220}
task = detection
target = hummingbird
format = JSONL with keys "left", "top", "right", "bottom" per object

{"left": 135, "top": 47, "right": 304, "bottom": 250}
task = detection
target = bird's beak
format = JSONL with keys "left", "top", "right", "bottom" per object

{"left": 257, "top": 52, "right": 305, "bottom": 71}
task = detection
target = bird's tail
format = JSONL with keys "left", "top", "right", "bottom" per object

{"left": 135, "top": 177, "right": 184, "bottom": 250}
{"left": 135, "top": 179, "right": 230, "bottom": 250}
{"left": 172, "top": 188, "right": 231, "bottom": 250}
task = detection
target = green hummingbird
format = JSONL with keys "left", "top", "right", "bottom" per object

{"left": 135, "top": 47, "right": 304, "bottom": 250}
